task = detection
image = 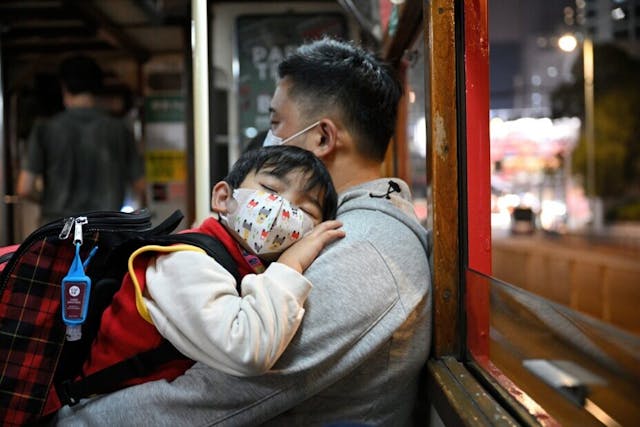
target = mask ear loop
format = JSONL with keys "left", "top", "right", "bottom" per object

{"left": 217, "top": 186, "right": 240, "bottom": 224}
{"left": 281, "top": 120, "right": 321, "bottom": 144}
{"left": 226, "top": 188, "right": 239, "bottom": 213}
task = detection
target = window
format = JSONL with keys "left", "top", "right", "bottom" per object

{"left": 488, "top": 0, "right": 640, "bottom": 335}
{"left": 483, "top": 0, "right": 640, "bottom": 424}
{"left": 404, "top": 40, "right": 430, "bottom": 230}
{"left": 390, "top": 1, "right": 639, "bottom": 424}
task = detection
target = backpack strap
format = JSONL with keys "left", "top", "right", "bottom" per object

{"left": 56, "top": 232, "right": 240, "bottom": 407}
{"left": 146, "top": 210, "right": 185, "bottom": 236}
{"left": 58, "top": 340, "right": 182, "bottom": 406}
{"left": 113, "top": 232, "right": 241, "bottom": 284}
{"left": 95, "top": 231, "right": 241, "bottom": 288}
{"left": 163, "top": 232, "right": 242, "bottom": 285}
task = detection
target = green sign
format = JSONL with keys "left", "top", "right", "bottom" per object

{"left": 145, "top": 95, "right": 185, "bottom": 123}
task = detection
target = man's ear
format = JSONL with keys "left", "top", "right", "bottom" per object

{"left": 211, "top": 181, "right": 233, "bottom": 213}
{"left": 310, "top": 118, "right": 338, "bottom": 158}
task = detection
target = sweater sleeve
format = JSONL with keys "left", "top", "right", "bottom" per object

{"left": 143, "top": 250, "right": 312, "bottom": 376}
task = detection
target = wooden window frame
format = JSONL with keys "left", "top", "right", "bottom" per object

{"left": 384, "top": 1, "right": 557, "bottom": 425}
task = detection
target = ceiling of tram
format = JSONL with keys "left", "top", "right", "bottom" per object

{"left": 0, "top": 1, "right": 340, "bottom": 63}
{"left": 0, "top": 0, "right": 192, "bottom": 62}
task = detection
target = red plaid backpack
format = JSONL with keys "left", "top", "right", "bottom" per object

{"left": 0, "top": 210, "right": 239, "bottom": 426}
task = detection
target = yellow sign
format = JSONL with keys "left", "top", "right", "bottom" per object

{"left": 145, "top": 150, "right": 186, "bottom": 183}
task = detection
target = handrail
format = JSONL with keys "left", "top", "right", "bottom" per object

{"left": 191, "top": 0, "right": 211, "bottom": 226}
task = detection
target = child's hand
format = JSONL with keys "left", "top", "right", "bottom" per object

{"left": 276, "top": 220, "right": 345, "bottom": 273}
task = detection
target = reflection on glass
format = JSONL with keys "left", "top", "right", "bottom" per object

{"left": 405, "top": 37, "right": 430, "bottom": 229}
{"left": 469, "top": 270, "right": 639, "bottom": 426}
{"left": 488, "top": 0, "right": 640, "bottom": 333}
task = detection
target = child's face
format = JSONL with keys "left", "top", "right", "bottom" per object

{"left": 239, "top": 168, "right": 324, "bottom": 226}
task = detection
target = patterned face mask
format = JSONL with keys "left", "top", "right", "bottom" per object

{"left": 220, "top": 188, "right": 314, "bottom": 257}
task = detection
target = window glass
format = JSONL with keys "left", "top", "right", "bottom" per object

{"left": 488, "top": 0, "right": 640, "bottom": 336}
{"left": 405, "top": 39, "right": 430, "bottom": 228}
{"left": 485, "top": 0, "right": 640, "bottom": 424}
{"left": 472, "top": 270, "right": 640, "bottom": 425}
{"left": 336, "top": 0, "right": 405, "bottom": 41}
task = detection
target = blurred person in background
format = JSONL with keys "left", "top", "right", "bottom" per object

{"left": 17, "top": 54, "right": 145, "bottom": 225}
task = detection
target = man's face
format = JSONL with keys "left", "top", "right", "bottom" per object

{"left": 268, "top": 77, "right": 315, "bottom": 150}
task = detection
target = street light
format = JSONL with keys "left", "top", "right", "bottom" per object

{"left": 559, "top": 33, "right": 597, "bottom": 227}
{"left": 558, "top": 34, "right": 578, "bottom": 52}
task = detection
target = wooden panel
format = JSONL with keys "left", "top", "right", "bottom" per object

{"left": 545, "top": 258, "right": 572, "bottom": 305}
{"left": 492, "top": 246, "right": 528, "bottom": 289}
{"left": 492, "top": 237, "right": 640, "bottom": 334}
{"left": 426, "top": 0, "right": 460, "bottom": 357}
{"left": 426, "top": 358, "right": 520, "bottom": 426}
{"left": 605, "top": 269, "right": 640, "bottom": 333}
{"left": 525, "top": 255, "right": 573, "bottom": 305}
{"left": 524, "top": 253, "right": 546, "bottom": 293}
{"left": 571, "top": 262, "right": 604, "bottom": 320}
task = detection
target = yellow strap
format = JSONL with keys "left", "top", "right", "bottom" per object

{"left": 129, "top": 244, "right": 206, "bottom": 324}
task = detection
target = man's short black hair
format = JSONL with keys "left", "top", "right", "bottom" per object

{"left": 278, "top": 37, "right": 402, "bottom": 162}
{"left": 224, "top": 145, "right": 338, "bottom": 220}
{"left": 59, "top": 55, "right": 103, "bottom": 95}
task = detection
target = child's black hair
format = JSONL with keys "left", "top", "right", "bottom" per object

{"left": 223, "top": 145, "right": 338, "bottom": 220}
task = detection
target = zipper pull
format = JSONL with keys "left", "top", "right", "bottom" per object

{"left": 73, "top": 217, "right": 88, "bottom": 245}
{"left": 59, "top": 217, "right": 75, "bottom": 240}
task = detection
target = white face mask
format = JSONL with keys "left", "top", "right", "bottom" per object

{"left": 262, "top": 121, "right": 320, "bottom": 147}
{"left": 220, "top": 188, "right": 314, "bottom": 257}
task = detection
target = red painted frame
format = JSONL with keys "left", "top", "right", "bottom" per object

{"left": 462, "top": 2, "right": 558, "bottom": 424}
{"left": 463, "top": 0, "right": 491, "bottom": 360}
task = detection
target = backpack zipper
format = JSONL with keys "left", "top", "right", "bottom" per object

{"left": 0, "top": 210, "right": 152, "bottom": 289}
{"left": 59, "top": 217, "right": 76, "bottom": 240}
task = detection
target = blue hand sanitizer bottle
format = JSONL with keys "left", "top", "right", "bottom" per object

{"left": 61, "top": 218, "right": 97, "bottom": 341}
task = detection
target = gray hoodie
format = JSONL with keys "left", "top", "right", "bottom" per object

{"left": 56, "top": 178, "right": 432, "bottom": 426}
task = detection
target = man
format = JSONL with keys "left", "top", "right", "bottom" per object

{"left": 57, "top": 38, "right": 431, "bottom": 426}
{"left": 17, "top": 55, "right": 145, "bottom": 225}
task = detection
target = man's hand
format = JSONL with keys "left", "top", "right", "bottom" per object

{"left": 276, "top": 220, "right": 345, "bottom": 273}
